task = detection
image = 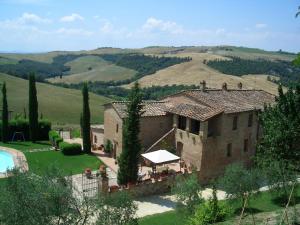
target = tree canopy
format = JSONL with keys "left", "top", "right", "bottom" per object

{"left": 256, "top": 84, "right": 300, "bottom": 171}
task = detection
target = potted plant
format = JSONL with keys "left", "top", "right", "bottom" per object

{"left": 84, "top": 168, "right": 92, "bottom": 178}
{"left": 99, "top": 165, "right": 107, "bottom": 178}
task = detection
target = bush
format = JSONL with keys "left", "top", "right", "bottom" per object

{"left": 104, "top": 139, "right": 113, "bottom": 154}
{"left": 0, "top": 119, "right": 51, "bottom": 141}
{"left": 188, "top": 201, "right": 230, "bottom": 225}
{"left": 48, "top": 130, "right": 63, "bottom": 147}
{"left": 188, "top": 185, "right": 230, "bottom": 225}
{"left": 59, "top": 142, "right": 82, "bottom": 155}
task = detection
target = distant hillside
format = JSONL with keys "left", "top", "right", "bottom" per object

{"left": 124, "top": 52, "right": 284, "bottom": 95}
{"left": 48, "top": 55, "right": 136, "bottom": 84}
{"left": 0, "top": 46, "right": 297, "bottom": 97}
{"left": 0, "top": 73, "right": 111, "bottom": 125}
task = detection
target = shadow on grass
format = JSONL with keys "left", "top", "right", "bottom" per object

{"left": 233, "top": 207, "right": 263, "bottom": 215}
{"left": 6, "top": 141, "right": 50, "bottom": 147}
{"left": 272, "top": 195, "right": 300, "bottom": 207}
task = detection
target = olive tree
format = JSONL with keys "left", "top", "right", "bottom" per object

{"left": 0, "top": 167, "right": 94, "bottom": 225}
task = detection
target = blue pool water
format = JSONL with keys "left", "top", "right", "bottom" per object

{"left": 0, "top": 150, "right": 15, "bottom": 173}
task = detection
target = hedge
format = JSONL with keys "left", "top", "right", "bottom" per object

{"left": 59, "top": 142, "right": 82, "bottom": 155}
{"left": 49, "top": 130, "right": 63, "bottom": 147}
{"left": 0, "top": 119, "right": 51, "bottom": 141}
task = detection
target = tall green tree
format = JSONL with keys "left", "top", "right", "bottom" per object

{"left": 117, "top": 82, "right": 143, "bottom": 185}
{"left": 256, "top": 85, "right": 300, "bottom": 171}
{"left": 82, "top": 83, "right": 91, "bottom": 153}
{"left": 28, "top": 73, "right": 39, "bottom": 142}
{"left": 218, "top": 163, "right": 262, "bottom": 207}
{"left": 1, "top": 82, "right": 9, "bottom": 143}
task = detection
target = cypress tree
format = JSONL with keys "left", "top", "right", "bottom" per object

{"left": 1, "top": 82, "right": 9, "bottom": 143}
{"left": 28, "top": 73, "right": 39, "bottom": 142}
{"left": 82, "top": 83, "right": 91, "bottom": 153}
{"left": 117, "top": 82, "right": 143, "bottom": 185}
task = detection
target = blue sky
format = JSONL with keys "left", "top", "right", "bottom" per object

{"left": 0, "top": 0, "right": 299, "bottom": 52}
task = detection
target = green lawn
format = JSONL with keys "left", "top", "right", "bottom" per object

{"left": 0, "top": 141, "right": 51, "bottom": 152}
{"left": 140, "top": 186, "right": 300, "bottom": 225}
{"left": 0, "top": 141, "right": 103, "bottom": 176}
{"left": 25, "top": 151, "right": 102, "bottom": 176}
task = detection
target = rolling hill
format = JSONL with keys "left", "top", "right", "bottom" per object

{"left": 47, "top": 55, "right": 136, "bottom": 84}
{"left": 0, "top": 73, "right": 111, "bottom": 125}
{"left": 0, "top": 46, "right": 297, "bottom": 98}
{"left": 123, "top": 52, "right": 285, "bottom": 95}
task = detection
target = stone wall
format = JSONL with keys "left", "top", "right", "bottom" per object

{"left": 104, "top": 106, "right": 173, "bottom": 155}
{"left": 103, "top": 107, "right": 123, "bottom": 158}
{"left": 91, "top": 127, "right": 104, "bottom": 147}
{"left": 139, "top": 115, "right": 173, "bottom": 151}
{"left": 199, "top": 111, "right": 259, "bottom": 180}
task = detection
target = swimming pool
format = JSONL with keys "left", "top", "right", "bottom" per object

{"left": 0, "top": 150, "right": 15, "bottom": 173}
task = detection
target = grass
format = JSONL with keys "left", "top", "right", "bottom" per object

{"left": 47, "top": 55, "right": 136, "bottom": 84}
{"left": 0, "top": 73, "right": 111, "bottom": 125}
{"left": 140, "top": 186, "right": 300, "bottom": 225}
{"left": 0, "top": 141, "right": 51, "bottom": 152}
{"left": 25, "top": 151, "right": 102, "bottom": 176}
{"left": 0, "top": 141, "right": 103, "bottom": 176}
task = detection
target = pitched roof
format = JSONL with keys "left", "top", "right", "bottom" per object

{"left": 106, "top": 101, "right": 167, "bottom": 118}
{"left": 105, "top": 89, "right": 275, "bottom": 121}
{"left": 162, "top": 89, "right": 275, "bottom": 121}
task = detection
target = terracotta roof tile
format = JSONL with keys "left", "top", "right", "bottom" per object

{"left": 110, "top": 101, "right": 167, "bottom": 118}
{"left": 106, "top": 89, "right": 275, "bottom": 121}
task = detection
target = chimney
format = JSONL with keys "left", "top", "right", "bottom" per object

{"left": 237, "top": 82, "right": 243, "bottom": 89}
{"left": 200, "top": 80, "right": 206, "bottom": 92}
{"left": 222, "top": 82, "right": 228, "bottom": 91}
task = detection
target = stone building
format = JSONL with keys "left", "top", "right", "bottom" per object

{"left": 103, "top": 87, "right": 275, "bottom": 180}
{"left": 91, "top": 125, "right": 104, "bottom": 148}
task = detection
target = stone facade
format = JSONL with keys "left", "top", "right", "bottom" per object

{"left": 91, "top": 125, "right": 104, "bottom": 148}
{"left": 103, "top": 89, "right": 275, "bottom": 181}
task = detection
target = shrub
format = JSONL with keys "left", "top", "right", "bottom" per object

{"left": 104, "top": 139, "right": 113, "bottom": 154}
{"left": 188, "top": 201, "right": 230, "bottom": 225}
{"left": 59, "top": 142, "right": 82, "bottom": 155}
{"left": 48, "top": 130, "right": 63, "bottom": 148}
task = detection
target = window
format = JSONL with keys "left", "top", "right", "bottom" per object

{"left": 94, "top": 135, "right": 97, "bottom": 144}
{"left": 244, "top": 139, "right": 248, "bottom": 152}
{"left": 116, "top": 124, "right": 119, "bottom": 133}
{"left": 227, "top": 143, "right": 232, "bottom": 157}
{"left": 190, "top": 119, "right": 200, "bottom": 134}
{"left": 248, "top": 114, "right": 253, "bottom": 127}
{"left": 178, "top": 116, "right": 186, "bottom": 130}
{"left": 232, "top": 116, "right": 238, "bottom": 130}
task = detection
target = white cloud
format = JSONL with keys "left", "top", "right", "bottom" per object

{"left": 255, "top": 23, "right": 267, "bottom": 29}
{"left": 60, "top": 13, "right": 84, "bottom": 22}
{"left": 19, "top": 12, "right": 51, "bottom": 24}
{"left": 142, "top": 17, "right": 183, "bottom": 34}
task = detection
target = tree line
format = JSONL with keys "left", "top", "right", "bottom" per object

{"left": 53, "top": 81, "right": 199, "bottom": 100}
{"left": 0, "top": 53, "right": 190, "bottom": 83}
{"left": 206, "top": 56, "right": 300, "bottom": 87}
